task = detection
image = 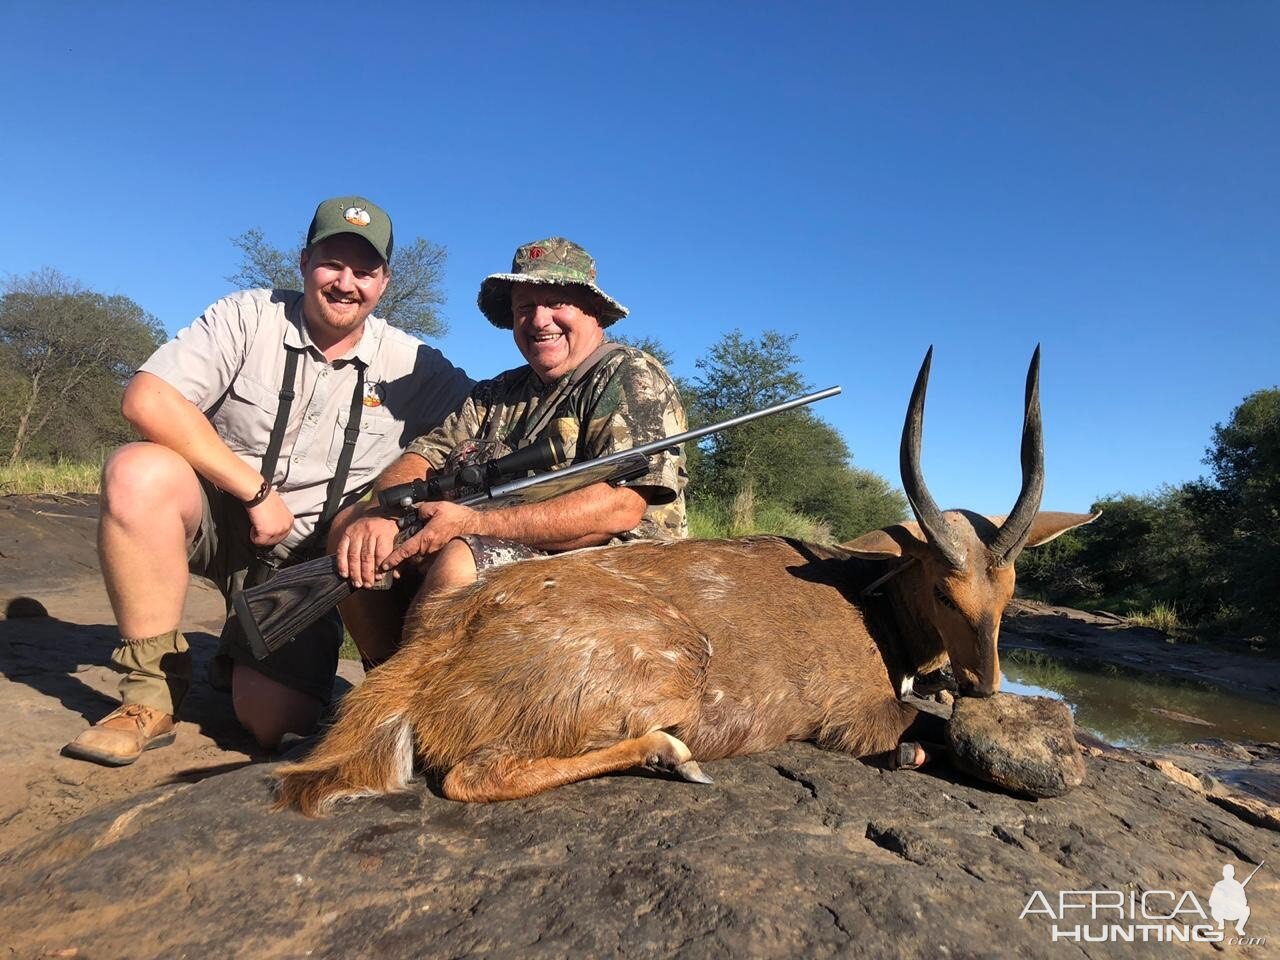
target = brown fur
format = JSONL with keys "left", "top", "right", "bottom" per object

{"left": 275, "top": 514, "right": 1094, "bottom": 815}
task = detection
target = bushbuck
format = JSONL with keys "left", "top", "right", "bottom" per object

{"left": 275, "top": 347, "right": 1097, "bottom": 813}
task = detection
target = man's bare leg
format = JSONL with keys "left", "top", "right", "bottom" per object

{"left": 420, "top": 538, "right": 478, "bottom": 594}
{"left": 338, "top": 536, "right": 478, "bottom": 667}
{"left": 330, "top": 504, "right": 408, "bottom": 666}
{"left": 231, "top": 665, "right": 325, "bottom": 749}
{"left": 64, "top": 443, "right": 203, "bottom": 765}
{"left": 99, "top": 442, "right": 204, "bottom": 637}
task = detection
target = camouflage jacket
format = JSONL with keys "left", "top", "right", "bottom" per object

{"left": 406, "top": 344, "right": 688, "bottom": 540}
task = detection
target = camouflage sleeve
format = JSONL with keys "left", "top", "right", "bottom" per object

{"left": 404, "top": 381, "right": 491, "bottom": 470}
{"left": 578, "top": 348, "right": 688, "bottom": 505}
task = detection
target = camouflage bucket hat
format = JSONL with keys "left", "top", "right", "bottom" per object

{"left": 477, "top": 237, "right": 629, "bottom": 329}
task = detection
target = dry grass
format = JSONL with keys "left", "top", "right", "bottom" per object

{"left": 1127, "top": 601, "right": 1184, "bottom": 635}
{"left": 0, "top": 458, "right": 103, "bottom": 496}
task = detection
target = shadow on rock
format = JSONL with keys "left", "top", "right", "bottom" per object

{"left": 3, "top": 606, "right": 354, "bottom": 751}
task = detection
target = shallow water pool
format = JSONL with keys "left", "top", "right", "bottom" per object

{"left": 1000, "top": 652, "right": 1280, "bottom": 749}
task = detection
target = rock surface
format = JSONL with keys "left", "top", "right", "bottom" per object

{"left": 0, "top": 494, "right": 361, "bottom": 853}
{"left": 3, "top": 494, "right": 1280, "bottom": 957}
{"left": 3, "top": 740, "right": 1279, "bottom": 958}
{"left": 946, "top": 693, "right": 1086, "bottom": 798}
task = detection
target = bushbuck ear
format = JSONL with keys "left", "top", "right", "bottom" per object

{"left": 1024, "top": 510, "right": 1102, "bottom": 548}
{"left": 842, "top": 523, "right": 927, "bottom": 560}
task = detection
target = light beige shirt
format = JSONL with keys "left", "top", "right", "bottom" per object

{"left": 141, "top": 288, "right": 472, "bottom": 552}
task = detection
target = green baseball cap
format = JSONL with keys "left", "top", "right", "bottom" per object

{"left": 477, "top": 237, "right": 629, "bottom": 329}
{"left": 306, "top": 195, "right": 394, "bottom": 262}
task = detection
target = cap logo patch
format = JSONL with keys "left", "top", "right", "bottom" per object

{"left": 362, "top": 381, "right": 386, "bottom": 408}
{"left": 528, "top": 246, "right": 544, "bottom": 260}
{"left": 343, "top": 206, "right": 371, "bottom": 228}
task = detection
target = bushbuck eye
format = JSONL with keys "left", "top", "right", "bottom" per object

{"left": 934, "top": 586, "right": 959, "bottom": 611}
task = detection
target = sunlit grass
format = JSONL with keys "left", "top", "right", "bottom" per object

{"left": 0, "top": 458, "right": 103, "bottom": 495}
{"left": 688, "top": 496, "right": 832, "bottom": 543}
{"left": 1127, "top": 601, "right": 1184, "bottom": 635}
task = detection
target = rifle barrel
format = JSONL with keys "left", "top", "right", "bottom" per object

{"left": 466, "top": 386, "right": 842, "bottom": 505}
{"left": 1242, "top": 859, "right": 1265, "bottom": 886}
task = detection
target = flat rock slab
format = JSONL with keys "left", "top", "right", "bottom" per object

{"left": 0, "top": 493, "right": 364, "bottom": 853}
{"left": 947, "top": 693, "right": 1086, "bottom": 798}
{"left": 2, "top": 743, "right": 1278, "bottom": 959}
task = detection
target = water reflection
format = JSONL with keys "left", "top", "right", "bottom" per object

{"left": 1000, "top": 653, "right": 1280, "bottom": 749}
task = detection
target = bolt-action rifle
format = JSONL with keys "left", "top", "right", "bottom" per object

{"left": 232, "top": 386, "right": 841, "bottom": 660}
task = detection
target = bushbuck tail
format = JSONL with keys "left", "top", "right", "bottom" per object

{"left": 276, "top": 347, "right": 1097, "bottom": 813}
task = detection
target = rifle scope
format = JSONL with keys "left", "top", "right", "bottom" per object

{"left": 378, "top": 435, "right": 569, "bottom": 510}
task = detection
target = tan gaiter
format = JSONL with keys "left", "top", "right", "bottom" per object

{"left": 111, "top": 630, "right": 192, "bottom": 716}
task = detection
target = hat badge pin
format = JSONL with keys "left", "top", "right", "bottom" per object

{"left": 343, "top": 206, "right": 371, "bottom": 228}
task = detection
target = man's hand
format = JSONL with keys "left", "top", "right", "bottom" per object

{"left": 382, "top": 500, "right": 480, "bottom": 570}
{"left": 246, "top": 490, "right": 294, "bottom": 547}
{"left": 336, "top": 506, "right": 405, "bottom": 588}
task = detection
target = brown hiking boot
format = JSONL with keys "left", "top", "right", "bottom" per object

{"left": 62, "top": 704, "right": 176, "bottom": 766}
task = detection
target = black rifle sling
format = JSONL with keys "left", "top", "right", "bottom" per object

{"left": 260, "top": 347, "right": 301, "bottom": 487}
{"left": 518, "top": 341, "right": 625, "bottom": 449}
{"left": 322, "top": 359, "right": 366, "bottom": 527}
{"left": 254, "top": 350, "right": 366, "bottom": 564}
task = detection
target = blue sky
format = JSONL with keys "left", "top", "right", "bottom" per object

{"left": 4, "top": 2, "right": 1276, "bottom": 514}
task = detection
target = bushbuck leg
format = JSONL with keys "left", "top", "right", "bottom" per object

{"left": 441, "top": 732, "right": 711, "bottom": 802}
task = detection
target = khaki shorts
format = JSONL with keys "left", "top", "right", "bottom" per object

{"left": 192, "top": 478, "right": 343, "bottom": 704}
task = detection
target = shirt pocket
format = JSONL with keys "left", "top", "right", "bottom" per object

{"left": 215, "top": 375, "right": 280, "bottom": 458}
{"left": 327, "top": 405, "right": 398, "bottom": 478}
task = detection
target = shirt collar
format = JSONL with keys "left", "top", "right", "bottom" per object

{"left": 288, "top": 294, "right": 382, "bottom": 366}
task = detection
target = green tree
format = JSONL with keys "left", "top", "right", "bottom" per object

{"left": 227, "top": 229, "right": 450, "bottom": 339}
{"left": 1187, "top": 388, "right": 1280, "bottom": 636}
{"left": 688, "top": 329, "right": 905, "bottom": 540}
{"left": 0, "top": 268, "right": 165, "bottom": 463}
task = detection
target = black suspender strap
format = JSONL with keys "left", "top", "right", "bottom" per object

{"left": 520, "top": 341, "right": 625, "bottom": 445}
{"left": 260, "top": 347, "right": 301, "bottom": 485}
{"left": 322, "top": 359, "right": 366, "bottom": 527}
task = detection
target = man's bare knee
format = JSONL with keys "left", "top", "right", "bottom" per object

{"left": 101, "top": 443, "right": 202, "bottom": 531}
{"left": 423, "top": 539, "right": 478, "bottom": 593}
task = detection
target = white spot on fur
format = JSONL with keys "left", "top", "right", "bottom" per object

{"left": 710, "top": 689, "right": 724, "bottom": 705}
{"left": 899, "top": 675, "right": 915, "bottom": 698}
{"left": 658, "top": 650, "right": 680, "bottom": 662}
{"left": 389, "top": 718, "right": 413, "bottom": 789}
{"left": 492, "top": 592, "right": 507, "bottom": 604}
{"left": 630, "top": 645, "right": 647, "bottom": 660}
{"left": 543, "top": 579, "right": 556, "bottom": 589}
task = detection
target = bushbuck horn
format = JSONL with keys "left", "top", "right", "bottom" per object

{"left": 900, "top": 346, "right": 965, "bottom": 568}
{"left": 989, "top": 345, "right": 1045, "bottom": 566}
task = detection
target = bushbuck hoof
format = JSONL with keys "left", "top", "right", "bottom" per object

{"left": 889, "top": 741, "right": 930, "bottom": 771}
{"left": 674, "top": 760, "right": 714, "bottom": 784}
{"left": 643, "top": 732, "right": 712, "bottom": 784}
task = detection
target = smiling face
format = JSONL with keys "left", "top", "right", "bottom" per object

{"left": 510, "top": 283, "right": 606, "bottom": 382}
{"left": 299, "top": 234, "right": 390, "bottom": 352}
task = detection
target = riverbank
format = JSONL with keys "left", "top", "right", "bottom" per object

{"left": 1002, "top": 598, "right": 1280, "bottom": 706}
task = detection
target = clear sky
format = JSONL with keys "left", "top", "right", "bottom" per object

{"left": 4, "top": 2, "right": 1276, "bottom": 514}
